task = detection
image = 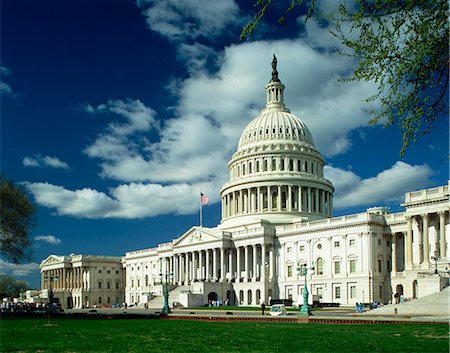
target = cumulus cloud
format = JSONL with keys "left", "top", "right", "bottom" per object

{"left": 0, "top": 66, "right": 14, "bottom": 96}
{"left": 24, "top": 181, "right": 219, "bottom": 219}
{"left": 23, "top": 155, "right": 70, "bottom": 170}
{"left": 137, "top": 0, "right": 241, "bottom": 42}
{"left": 324, "top": 161, "right": 434, "bottom": 209}
{"left": 0, "top": 260, "right": 40, "bottom": 277}
{"left": 34, "top": 235, "right": 62, "bottom": 245}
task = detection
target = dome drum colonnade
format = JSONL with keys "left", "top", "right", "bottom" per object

{"left": 221, "top": 56, "right": 334, "bottom": 225}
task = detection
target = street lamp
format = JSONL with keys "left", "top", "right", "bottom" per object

{"left": 43, "top": 274, "right": 59, "bottom": 325}
{"left": 160, "top": 271, "right": 173, "bottom": 315}
{"left": 297, "top": 263, "right": 314, "bottom": 316}
{"left": 431, "top": 251, "right": 440, "bottom": 275}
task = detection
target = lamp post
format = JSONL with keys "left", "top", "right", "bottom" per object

{"left": 297, "top": 264, "right": 314, "bottom": 316}
{"left": 160, "top": 271, "right": 173, "bottom": 315}
{"left": 43, "top": 274, "right": 59, "bottom": 325}
{"left": 431, "top": 251, "right": 440, "bottom": 275}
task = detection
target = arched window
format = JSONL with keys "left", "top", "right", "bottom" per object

{"left": 247, "top": 289, "right": 252, "bottom": 305}
{"left": 289, "top": 159, "right": 294, "bottom": 171}
{"left": 249, "top": 162, "right": 252, "bottom": 174}
{"left": 316, "top": 257, "right": 324, "bottom": 275}
{"left": 280, "top": 159, "right": 285, "bottom": 171}
{"left": 145, "top": 275, "right": 149, "bottom": 287}
{"left": 272, "top": 158, "right": 276, "bottom": 171}
{"left": 242, "top": 164, "right": 246, "bottom": 175}
{"left": 263, "top": 159, "right": 268, "bottom": 171}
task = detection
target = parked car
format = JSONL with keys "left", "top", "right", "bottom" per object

{"left": 269, "top": 304, "right": 287, "bottom": 316}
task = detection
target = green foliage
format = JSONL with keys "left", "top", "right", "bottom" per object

{"left": 1, "top": 318, "right": 449, "bottom": 352}
{"left": 332, "top": 0, "right": 448, "bottom": 156}
{"left": 0, "top": 175, "right": 36, "bottom": 263}
{"left": 0, "top": 274, "right": 27, "bottom": 299}
{"left": 241, "top": 0, "right": 449, "bottom": 156}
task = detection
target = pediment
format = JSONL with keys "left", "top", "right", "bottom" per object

{"left": 40, "top": 255, "right": 66, "bottom": 267}
{"left": 173, "top": 227, "right": 221, "bottom": 248}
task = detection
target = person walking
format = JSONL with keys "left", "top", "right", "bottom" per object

{"left": 261, "top": 302, "right": 266, "bottom": 315}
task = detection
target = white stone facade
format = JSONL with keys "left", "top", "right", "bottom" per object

{"left": 123, "top": 60, "right": 449, "bottom": 307}
{"left": 40, "top": 254, "right": 125, "bottom": 308}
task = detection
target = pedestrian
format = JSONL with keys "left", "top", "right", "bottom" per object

{"left": 355, "top": 302, "right": 359, "bottom": 313}
{"left": 261, "top": 301, "right": 266, "bottom": 315}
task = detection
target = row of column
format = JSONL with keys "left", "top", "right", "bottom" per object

{"left": 42, "top": 267, "right": 85, "bottom": 290}
{"left": 222, "top": 185, "right": 332, "bottom": 219}
{"left": 157, "top": 245, "right": 275, "bottom": 285}
{"left": 231, "top": 156, "right": 323, "bottom": 179}
{"left": 401, "top": 211, "right": 447, "bottom": 270}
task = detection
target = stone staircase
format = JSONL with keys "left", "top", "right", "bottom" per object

{"left": 363, "top": 286, "right": 450, "bottom": 317}
{"left": 146, "top": 286, "right": 185, "bottom": 309}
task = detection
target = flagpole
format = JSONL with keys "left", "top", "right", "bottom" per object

{"left": 199, "top": 192, "right": 203, "bottom": 227}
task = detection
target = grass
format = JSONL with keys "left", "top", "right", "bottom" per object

{"left": 1, "top": 317, "right": 448, "bottom": 352}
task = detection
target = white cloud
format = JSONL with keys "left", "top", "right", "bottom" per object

{"left": 0, "top": 260, "right": 40, "bottom": 277}
{"left": 24, "top": 180, "right": 219, "bottom": 219}
{"left": 23, "top": 155, "right": 70, "bottom": 170}
{"left": 35, "top": 235, "right": 62, "bottom": 245}
{"left": 324, "top": 161, "right": 434, "bottom": 209}
{"left": 0, "top": 66, "right": 13, "bottom": 96}
{"left": 138, "top": 0, "right": 241, "bottom": 42}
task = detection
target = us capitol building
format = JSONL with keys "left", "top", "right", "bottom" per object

{"left": 41, "top": 58, "right": 449, "bottom": 309}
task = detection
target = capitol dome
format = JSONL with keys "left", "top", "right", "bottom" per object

{"left": 220, "top": 55, "right": 334, "bottom": 227}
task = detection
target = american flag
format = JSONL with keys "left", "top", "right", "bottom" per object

{"left": 200, "top": 192, "right": 209, "bottom": 206}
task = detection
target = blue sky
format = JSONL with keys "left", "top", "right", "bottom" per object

{"left": 1, "top": 0, "right": 448, "bottom": 289}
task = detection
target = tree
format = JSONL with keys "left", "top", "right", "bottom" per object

{"left": 0, "top": 175, "right": 37, "bottom": 263}
{"left": 241, "top": 0, "right": 449, "bottom": 156}
{"left": 0, "top": 274, "right": 27, "bottom": 299}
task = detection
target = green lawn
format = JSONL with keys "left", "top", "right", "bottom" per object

{"left": 1, "top": 317, "right": 448, "bottom": 352}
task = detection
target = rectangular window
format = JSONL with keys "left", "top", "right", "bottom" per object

{"left": 334, "top": 261, "right": 341, "bottom": 274}
{"left": 131, "top": 280, "right": 134, "bottom": 288}
{"left": 107, "top": 282, "right": 110, "bottom": 289}
{"left": 300, "top": 245, "right": 305, "bottom": 251}
{"left": 335, "top": 286, "right": 341, "bottom": 299}
{"left": 116, "top": 270, "right": 119, "bottom": 275}
{"left": 116, "top": 282, "right": 119, "bottom": 290}
{"left": 349, "top": 239, "right": 355, "bottom": 246}
{"left": 287, "top": 265, "right": 293, "bottom": 277}
{"left": 137, "top": 279, "right": 140, "bottom": 287}
{"left": 98, "top": 281, "right": 102, "bottom": 289}
{"left": 378, "top": 259, "right": 382, "bottom": 272}
{"left": 98, "top": 269, "right": 102, "bottom": 274}
{"left": 349, "top": 259, "right": 356, "bottom": 273}
{"left": 350, "top": 286, "right": 356, "bottom": 299}
{"left": 287, "top": 246, "right": 292, "bottom": 253}
{"left": 334, "top": 241, "right": 340, "bottom": 248}
{"left": 379, "top": 286, "right": 383, "bottom": 298}
{"left": 378, "top": 239, "right": 381, "bottom": 246}
{"left": 107, "top": 297, "right": 111, "bottom": 304}
{"left": 98, "top": 296, "right": 102, "bottom": 304}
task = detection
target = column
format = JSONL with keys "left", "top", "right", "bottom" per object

{"left": 238, "top": 190, "right": 243, "bottom": 214}
{"left": 244, "top": 246, "right": 249, "bottom": 282}
{"left": 213, "top": 248, "right": 217, "bottom": 281}
{"left": 269, "top": 245, "right": 274, "bottom": 281}
{"left": 200, "top": 250, "right": 204, "bottom": 281}
{"left": 261, "top": 243, "right": 266, "bottom": 282}
{"left": 406, "top": 217, "right": 413, "bottom": 269}
{"left": 257, "top": 186, "right": 262, "bottom": 212}
{"left": 288, "top": 185, "right": 292, "bottom": 212}
{"left": 244, "top": 190, "right": 248, "bottom": 213}
{"left": 439, "top": 211, "right": 446, "bottom": 257}
{"left": 277, "top": 186, "right": 281, "bottom": 211}
{"left": 268, "top": 186, "right": 272, "bottom": 211}
{"left": 422, "top": 214, "right": 429, "bottom": 266}
{"left": 220, "top": 247, "right": 225, "bottom": 282}
{"left": 321, "top": 190, "right": 325, "bottom": 214}
{"left": 315, "top": 188, "right": 319, "bottom": 213}
{"left": 228, "top": 249, "right": 233, "bottom": 281}
{"left": 307, "top": 187, "right": 311, "bottom": 212}
{"left": 193, "top": 251, "right": 198, "bottom": 281}
{"left": 205, "top": 250, "right": 210, "bottom": 281}
{"left": 298, "top": 186, "right": 303, "bottom": 212}
{"left": 236, "top": 247, "right": 241, "bottom": 282}
{"left": 184, "top": 253, "right": 189, "bottom": 283}
{"left": 252, "top": 245, "right": 257, "bottom": 281}
{"left": 391, "top": 234, "right": 397, "bottom": 274}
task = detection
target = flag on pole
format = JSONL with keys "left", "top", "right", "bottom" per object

{"left": 200, "top": 192, "right": 209, "bottom": 206}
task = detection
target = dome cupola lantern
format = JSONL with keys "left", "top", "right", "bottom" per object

{"left": 220, "top": 56, "right": 334, "bottom": 228}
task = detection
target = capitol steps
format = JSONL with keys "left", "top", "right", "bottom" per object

{"left": 146, "top": 286, "right": 185, "bottom": 309}
{"left": 363, "top": 286, "right": 450, "bottom": 317}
